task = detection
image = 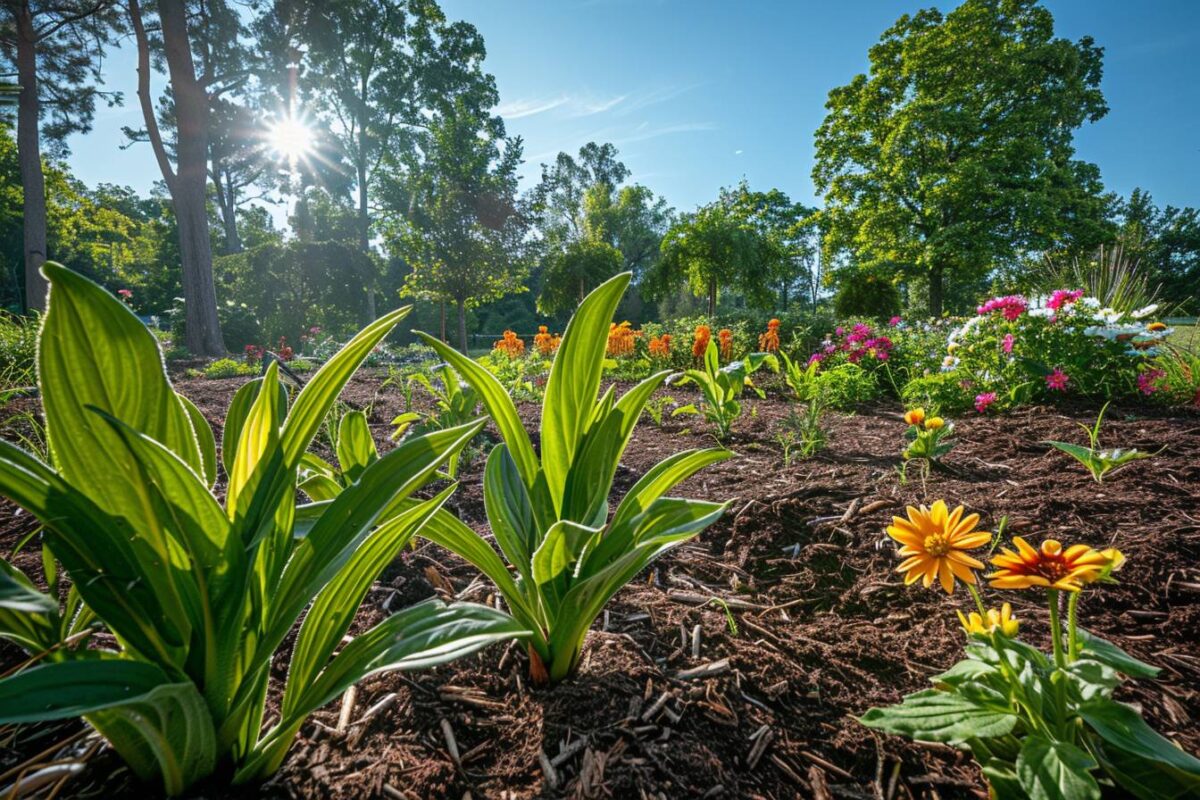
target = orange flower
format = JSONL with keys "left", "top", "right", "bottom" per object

{"left": 493, "top": 330, "right": 525, "bottom": 359}
{"left": 692, "top": 324, "right": 711, "bottom": 358}
{"left": 648, "top": 333, "right": 672, "bottom": 359}
{"left": 718, "top": 328, "right": 734, "bottom": 360}
{"left": 886, "top": 500, "right": 991, "bottom": 593}
{"left": 758, "top": 318, "right": 780, "bottom": 352}
{"left": 606, "top": 321, "right": 638, "bottom": 357}
{"left": 533, "top": 325, "right": 559, "bottom": 356}
{"left": 988, "top": 538, "right": 1123, "bottom": 593}
{"left": 903, "top": 408, "right": 926, "bottom": 426}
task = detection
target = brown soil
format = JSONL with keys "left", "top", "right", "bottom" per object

{"left": 2, "top": 371, "right": 1198, "bottom": 799}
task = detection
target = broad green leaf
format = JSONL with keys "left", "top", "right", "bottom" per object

{"left": 223, "top": 377, "right": 288, "bottom": 475}
{"left": 934, "top": 658, "right": 1000, "bottom": 687}
{"left": 859, "top": 688, "right": 1018, "bottom": 744}
{"left": 483, "top": 444, "right": 536, "bottom": 582}
{"left": 336, "top": 410, "right": 377, "bottom": 482}
{"left": 1077, "top": 629, "right": 1160, "bottom": 678}
{"left": 532, "top": 520, "right": 598, "bottom": 585}
{"left": 0, "top": 559, "right": 56, "bottom": 615}
{"left": 1016, "top": 735, "right": 1100, "bottom": 800}
{"left": 415, "top": 331, "right": 538, "bottom": 485}
{"left": 228, "top": 363, "right": 282, "bottom": 519}
{"left": 178, "top": 392, "right": 217, "bottom": 487}
{"left": 0, "top": 659, "right": 175, "bottom": 722}
{"left": 1078, "top": 700, "right": 1200, "bottom": 780}
{"left": 39, "top": 263, "right": 203, "bottom": 520}
{"left": 541, "top": 272, "right": 630, "bottom": 508}
{"left": 609, "top": 448, "right": 731, "bottom": 533}
{"left": 1090, "top": 733, "right": 1200, "bottom": 799}
{"left": 0, "top": 559, "right": 58, "bottom": 652}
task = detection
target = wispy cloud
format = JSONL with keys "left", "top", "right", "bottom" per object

{"left": 496, "top": 95, "right": 571, "bottom": 119}
{"left": 567, "top": 94, "right": 628, "bottom": 117}
{"left": 496, "top": 83, "right": 700, "bottom": 122}
{"left": 609, "top": 121, "right": 717, "bottom": 145}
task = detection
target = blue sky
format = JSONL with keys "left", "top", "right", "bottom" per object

{"left": 65, "top": 0, "right": 1199, "bottom": 219}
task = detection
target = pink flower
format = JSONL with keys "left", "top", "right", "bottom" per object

{"left": 1045, "top": 368, "right": 1070, "bottom": 391}
{"left": 974, "top": 392, "right": 997, "bottom": 414}
{"left": 977, "top": 295, "right": 1028, "bottom": 322}
{"left": 1002, "top": 333, "right": 1014, "bottom": 354}
{"left": 889, "top": 316, "right": 902, "bottom": 326}
{"left": 1137, "top": 369, "right": 1166, "bottom": 396}
{"left": 117, "top": 288, "right": 133, "bottom": 300}
{"left": 1047, "top": 289, "right": 1084, "bottom": 312}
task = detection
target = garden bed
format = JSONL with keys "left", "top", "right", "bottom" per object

{"left": 3, "top": 372, "right": 1199, "bottom": 799}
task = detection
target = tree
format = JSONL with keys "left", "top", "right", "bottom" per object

{"left": 273, "top": 0, "right": 500, "bottom": 321}
{"left": 528, "top": 142, "right": 671, "bottom": 315}
{"left": 386, "top": 100, "right": 528, "bottom": 352}
{"left": 648, "top": 186, "right": 784, "bottom": 316}
{"left": 812, "top": 0, "right": 1109, "bottom": 316}
{"left": 1, "top": 0, "right": 122, "bottom": 311}
{"left": 1113, "top": 188, "right": 1200, "bottom": 311}
{"left": 127, "top": 0, "right": 239, "bottom": 354}
{"left": 729, "top": 184, "right": 816, "bottom": 310}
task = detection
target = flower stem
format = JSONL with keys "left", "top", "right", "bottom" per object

{"left": 967, "top": 582, "right": 987, "bottom": 618}
{"left": 1066, "top": 591, "right": 1081, "bottom": 662}
{"left": 1047, "top": 589, "right": 1065, "bottom": 669}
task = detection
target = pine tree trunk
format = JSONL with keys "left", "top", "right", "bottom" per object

{"left": 213, "top": 163, "right": 242, "bottom": 254}
{"left": 15, "top": 8, "right": 47, "bottom": 311}
{"left": 159, "top": 0, "right": 224, "bottom": 355}
{"left": 928, "top": 264, "right": 945, "bottom": 317}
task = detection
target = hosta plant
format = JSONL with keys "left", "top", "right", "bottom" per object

{"left": 414, "top": 273, "right": 732, "bottom": 683}
{"left": 1046, "top": 402, "right": 1154, "bottom": 483}
{"left": 863, "top": 501, "right": 1200, "bottom": 799}
{"left": 393, "top": 362, "right": 482, "bottom": 478}
{"left": 672, "top": 339, "right": 778, "bottom": 439}
{"left": 0, "top": 264, "right": 525, "bottom": 794}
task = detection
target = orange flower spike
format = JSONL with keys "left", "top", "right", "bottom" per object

{"left": 718, "top": 328, "right": 734, "bottom": 360}
{"left": 886, "top": 500, "right": 991, "bottom": 594}
{"left": 493, "top": 330, "right": 525, "bottom": 359}
{"left": 692, "top": 324, "right": 711, "bottom": 358}
{"left": 988, "top": 537, "right": 1119, "bottom": 593}
{"left": 533, "top": 325, "right": 558, "bottom": 356}
{"left": 606, "top": 321, "right": 636, "bottom": 357}
{"left": 649, "top": 333, "right": 672, "bottom": 359}
{"left": 758, "top": 318, "right": 781, "bottom": 352}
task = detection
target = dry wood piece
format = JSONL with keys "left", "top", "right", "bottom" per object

{"left": 809, "top": 764, "right": 833, "bottom": 800}
{"left": 440, "top": 718, "right": 461, "bottom": 767}
{"left": 538, "top": 749, "right": 559, "bottom": 789}
{"left": 675, "top": 658, "right": 730, "bottom": 680}
{"left": 335, "top": 685, "right": 357, "bottom": 733}
{"left": 746, "top": 725, "right": 774, "bottom": 769}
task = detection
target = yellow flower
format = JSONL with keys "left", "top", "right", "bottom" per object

{"left": 903, "top": 408, "right": 926, "bottom": 426}
{"left": 887, "top": 500, "right": 991, "bottom": 594}
{"left": 1147, "top": 321, "right": 1167, "bottom": 332}
{"left": 947, "top": 342, "right": 960, "bottom": 353}
{"left": 957, "top": 603, "right": 1020, "bottom": 637}
{"left": 924, "top": 417, "right": 945, "bottom": 430}
{"left": 987, "top": 537, "right": 1119, "bottom": 593}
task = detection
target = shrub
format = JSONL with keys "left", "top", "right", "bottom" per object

{"left": 811, "top": 363, "right": 880, "bottom": 410}
{"left": 414, "top": 273, "right": 731, "bottom": 683}
{"left": 0, "top": 264, "right": 523, "bottom": 793}
{"left": 0, "top": 311, "right": 38, "bottom": 388}
{"left": 900, "top": 372, "right": 974, "bottom": 415}
{"left": 832, "top": 270, "right": 901, "bottom": 319}
{"left": 204, "top": 357, "right": 259, "bottom": 379}
{"left": 169, "top": 296, "right": 263, "bottom": 353}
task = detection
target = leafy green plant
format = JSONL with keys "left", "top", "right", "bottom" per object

{"left": 785, "top": 356, "right": 880, "bottom": 411}
{"left": 780, "top": 351, "right": 818, "bottom": 401}
{"left": 864, "top": 521, "right": 1200, "bottom": 799}
{"left": 0, "top": 310, "right": 38, "bottom": 390}
{"left": 672, "top": 340, "right": 778, "bottom": 439}
{"left": 777, "top": 402, "right": 826, "bottom": 465}
{"left": 413, "top": 273, "right": 732, "bottom": 683}
{"left": 902, "top": 407, "right": 955, "bottom": 464}
{"left": 393, "top": 363, "right": 482, "bottom": 478}
{"left": 204, "top": 357, "right": 258, "bottom": 379}
{"left": 643, "top": 393, "right": 677, "bottom": 427}
{"left": 0, "top": 263, "right": 525, "bottom": 793}
{"left": 1046, "top": 402, "right": 1154, "bottom": 482}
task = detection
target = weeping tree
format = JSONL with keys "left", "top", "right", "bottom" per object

{"left": 0, "top": 0, "right": 122, "bottom": 311}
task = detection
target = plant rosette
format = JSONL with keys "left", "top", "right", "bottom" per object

{"left": 861, "top": 501, "right": 1200, "bottom": 799}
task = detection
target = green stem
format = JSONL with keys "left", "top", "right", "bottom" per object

{"left": 1066, "top": 591, "right": 1081, "bottom": 662}
{"left": 1047, "top": 589, "right": 1071, "bottom": 738}
{"left": 1047, "top": 589, "right": 1065, "bottom": 669}
{"left": 967, "top": 582, "right": 987, "bottom": 618}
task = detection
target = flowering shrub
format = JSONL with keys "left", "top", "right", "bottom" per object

{"left": 940, "top": 292, "right": 1172, "bottom": 408}
{"left": 606, "top": 321, "right": 638, "bottom": 357}
{"left": 863, "top": 501, "right": 1200, "bottom": 799}
{"left": 533, "top": 325, "right": 560, "bottom": 357}
{"left": 493, "top": 330, "right": 526, "bottom": 359}
{"left": 758, "top": 318, "right": 780, "bottom": 352}
{"left": 807, "top": 321, "right": 894, "bottom": 369}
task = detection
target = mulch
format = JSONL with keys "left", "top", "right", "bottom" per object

{"left": 2, "top": 370, "right": 1198, "bottom": 799}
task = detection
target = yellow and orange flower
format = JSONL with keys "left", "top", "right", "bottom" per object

{"left": 887, "top": 500, "right": 991, "bottom": 594}
{"left": 533, "top": 325, "right": 560, "bottom": 357}
{"left": 957, "top": 603, "right": 1019, "bottom": 637}
{"left": 758, "top": 319, "right": 780, "bottom": 352}
{"left": 1147, "top": 321, "right": 1168, "bottom": 332}
{"left": 988, "top": 538, "right": 1124, "bottom": 593}
{"left": 692, "top": 324, "right": 712, "bottom": 358}
{"left": 924, "top": 416, "right": 945, "bottom": 430}
{"left": 493, "top": 330, "right": 525, "bottom": 359}
{"left": 718, "top": 328, "right": 734, "bottom": 360}
{"left": 648, "top": 333, "right": 672, "bottom": 359}
{"left": 903, "top": 408, "right": 926, "bottom": 426}
{"left": 606, "top": 321, "right": 638, "bottom": 357}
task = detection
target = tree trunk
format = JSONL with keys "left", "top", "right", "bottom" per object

{"left": 456, "top": 298, "right": 468, "bottom": 354}
{"left": 928, "top": 264, "right": 945, "bottom": 317}
{"left": 357, "top": 151, "right": 375, "bottom": 321}
{"left": 707, "top": 278, "right": 717, "bottom": 317}
{"left": 159, "top": 0, "right": 223, "bottom": 355}
{"left": 15, "top": 7, "right": 47, "bottom": 311}
{"left": 439, "top": 300, "right": 446, "bottom": 343}
{"left": 213, "top": 162, "right": 242, "bottom": 254}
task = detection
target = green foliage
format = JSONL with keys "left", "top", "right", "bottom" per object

{"left": 787, "top": 360, "right": 880, "bottom": 411}
{"left": 203, "top": 357, "right": 258, "bottom": 379}
{"left": 672, "top": 339, "right": 779, "bottom": 439}
{"left": 643, "top": 394, "right": 677, "bottom": 427}
{"left": 1046, "top": 403, "right": 1154, "bottom": 483}
{"left": 776, "top": 402, "right": 826, "bottom": 465}
{"left": 900, "top": 372, "right": 974, "bottom": 415}
{"left": 0, "top": 264, "right": 524, "bottom": 792}
{"left": 902, "top": 412, "right": 956, "bottom": 464}
{"left": 414, "top": 272, "right": 731, "bottom": 683}
{"left": 0, "top": 311, "right": 38, "bottom": 389}
{"left": 862, "top": 618, "right": 1200, "bottom": 799}
{"left": 814, "top": 0, "right": 1110, "bottom": 314}
{"left": 832, "top": 269, "right": 901, "bottom": 319}
{"left": 398, "top": 363, "right": 483, "bottom": 478}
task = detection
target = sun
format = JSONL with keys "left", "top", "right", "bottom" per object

{"left": 266, "top": 114, "right": 315, "bottom": 164}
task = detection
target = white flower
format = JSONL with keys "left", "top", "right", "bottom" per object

{"left": 1097, "top": 308, "right": 1123, "bottom": 324}
{"left": 1131, "top": 304, "right": 1159, "bottom": 319}
{"left": 1027, "top": 307, "right": 1055, "bottom": 319}
{"left": 1080, "top": 297, "right": 1101, "bottom": 309}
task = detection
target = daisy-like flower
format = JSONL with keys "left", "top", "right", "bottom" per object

{"left": 887, "top": 501, "right": 991, "bottom": 594}
{"left": 903, "top": 408, "right": 926, "bottom": 426}
{"left": 957, "top": 603, "right": 1019, "bottom": 637}
{"left": 988, "top": 538, "right": 1123, "bottom": 592}
{"left": 1045, "top": 368, "right": 1070, "bottom": 391}
{"left": 924, "top": 416, "right": 946, "bottom": 430}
